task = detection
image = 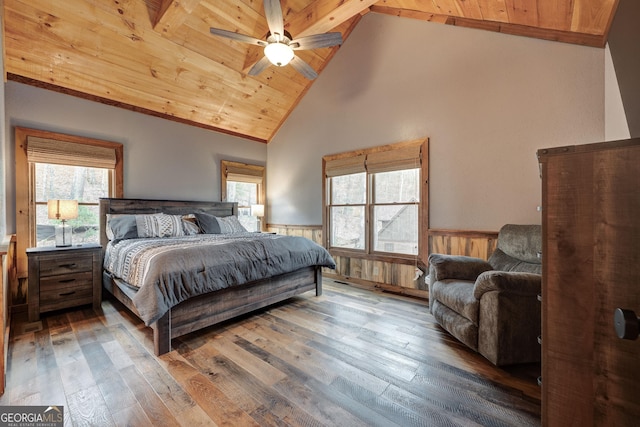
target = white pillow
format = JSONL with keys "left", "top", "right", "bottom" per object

{"left": 136, "top": 213, "right": 185, "bottom": 238}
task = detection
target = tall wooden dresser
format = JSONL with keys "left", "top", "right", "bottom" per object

{"left": 538, "top": 138, "right": 640, "bottom": 426}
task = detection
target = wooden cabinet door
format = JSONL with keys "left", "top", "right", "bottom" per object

{"left": 539, "top": 139, "right": 640, "bottom": 426}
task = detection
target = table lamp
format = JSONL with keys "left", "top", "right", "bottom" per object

{"left": 251, "top": 204, "right": 265, "bottom": 231}
{"left": 48, "top": 199, "right": 78, "bottom": 247}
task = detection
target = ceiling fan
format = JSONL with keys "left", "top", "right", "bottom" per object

{"left": 209, "top": 0, "right": 343, "bottom": 80}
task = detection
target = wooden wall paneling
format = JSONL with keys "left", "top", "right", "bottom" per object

{"left": 274, "top": 225, "right": 499, "bottom": 296}
{"left": 0, "top": 235, "right": 16, "bottom": 396}
{"left": 428, "top": 229, "right": 498, "bottom": 260}
{"left": 267, "top": 224, "right": 323, "bottom": 245}
{"left": 269, "top": 224, "right": 498, "bottom": 299}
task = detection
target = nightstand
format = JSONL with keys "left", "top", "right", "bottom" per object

{"left": 27, "top": 244, "right": 102, "bottom": 322}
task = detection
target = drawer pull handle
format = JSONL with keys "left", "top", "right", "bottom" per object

{"left": 59, "top": 291, "right": 76, "bottom": 297}
{"left": 59, "top": 263, "right": 77, "bottom": 269}
{"left": 59, "top": 278, "right": 76, "bottom": 283}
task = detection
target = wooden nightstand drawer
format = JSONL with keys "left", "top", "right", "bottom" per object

{"left": 27, "top": 244, "right": 102, "bottom": 321}
{"left": 39, "top": 255, "right": 93, "bottom": 277}
{"left": 40, "top": 271, "right": 94, "bottom": 312}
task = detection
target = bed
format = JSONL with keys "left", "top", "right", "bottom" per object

{"left": 99, "top": 198, "right": 335, "bottom": 355}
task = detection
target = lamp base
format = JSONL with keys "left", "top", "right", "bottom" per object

{"left": 55, "top": 222, "right": 72, "bottom": 247}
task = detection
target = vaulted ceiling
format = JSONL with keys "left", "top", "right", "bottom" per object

{"left": 3, "top": 0, "right": 619, "bottom": 143}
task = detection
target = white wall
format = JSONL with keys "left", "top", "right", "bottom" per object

{"left": 605, "top": 44, "right": 631, "bottom": 141}
{"left": 3, "top": 81, "right": 267, "bottom": 234}
{"left": 267, "top": 13, "right": 606, "bottom": 230}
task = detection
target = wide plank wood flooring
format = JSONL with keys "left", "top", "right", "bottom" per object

{"left": 1, "top": 280, "right": 541, "bottom": 426}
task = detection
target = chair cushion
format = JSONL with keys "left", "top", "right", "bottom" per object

{"left": 431, "top": 299, "right": 478, "bottom": 351}
{"left": 431, "top": 279, "right": 479, "bottom": 325}
{"left": 488, "top": 248, "right": 542, "bottom": 274}
{"left": 496, "top": 224, "right": 541, "bottom": 264}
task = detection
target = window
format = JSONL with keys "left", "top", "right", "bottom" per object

{"left": 221, "top": 160, "right": 265, "bottom": 232}
{"left": 15, "top": 127, "right": 123, "bottom": 277}
{"left": 323, "top": 139, "right": 427, "bottom": 261}
{"left": 372, "top": 168, "right": 420, "bottom": 254}
{"left": 34, "top": 164, "right": 109, "bottom": 246}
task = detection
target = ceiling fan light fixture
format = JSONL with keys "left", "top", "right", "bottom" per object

{"left": 264, "top": 42, "right": 294, "bottom": 67}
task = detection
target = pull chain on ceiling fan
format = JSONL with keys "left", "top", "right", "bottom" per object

{"left": 209, "top": 0, "right": 343, "bottom": 79}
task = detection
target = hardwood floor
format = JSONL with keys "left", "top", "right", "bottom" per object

{"left": 0, "top": 280, "right": 541, "bottom": 426}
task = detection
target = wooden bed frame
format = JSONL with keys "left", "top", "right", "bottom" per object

{"left": 99, "top": 198, "right": 323, "bottom": 356}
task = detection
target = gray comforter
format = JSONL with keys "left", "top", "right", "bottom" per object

{"left": 104, "top": 233, "right": 336, "bottom": 325}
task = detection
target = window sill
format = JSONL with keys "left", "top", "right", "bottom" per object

{"left": 328, "top": 248, "right": 422, "bottom": 266}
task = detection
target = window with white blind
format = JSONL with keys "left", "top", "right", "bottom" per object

{"left": 323, "top": 139, "right": 428, "bottom": 260}
{"left": 220, "top": 160, "right": 266, "bottom": 232}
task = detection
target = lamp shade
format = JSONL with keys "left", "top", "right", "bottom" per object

{"left": 264, "top": 43, "right": 294, "bottom": 67}
{"left": 251, "top": 204, "right": 265, "bottom": 218}
{"left": 48, "top": 199, "right": 79, "bottom": 221}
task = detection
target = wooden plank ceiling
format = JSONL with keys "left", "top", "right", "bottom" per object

{"left": 3, "top": 0, "right": 619, "bottom": 143}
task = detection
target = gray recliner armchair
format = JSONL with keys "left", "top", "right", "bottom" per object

{"left": 428, "top": 224, "right": 542, "bottom": 366}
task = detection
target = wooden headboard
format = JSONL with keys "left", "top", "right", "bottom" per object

{"left": 99, "top": 198, "right": 238, "bottom": 253}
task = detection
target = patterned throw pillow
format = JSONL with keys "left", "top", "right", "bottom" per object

{"left": 106, "top": 213, "right": 162, "bottom": 241}
{"left": 217, "top": 215, "right": 248, "bottom": 234}
{"left": 136, "top": 214, "right": 185, "bottom": 238}
{"left": 181, "top": 214, "right": 200, "bottom": 235}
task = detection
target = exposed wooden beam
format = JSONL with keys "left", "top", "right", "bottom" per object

{"left": 286, "top": 0, "right": 378, "bottom": 38}
{"left": 371, "top": 5, "right": 607, "bottom": 47}
{"left": 369, "top": 6, "right": 450, "bottom": 24}
{"left": 154, "top": 0, "right": 202, "bottom": 35}
{"left": 243, "top": 0, "right": 377, "bottom": 73}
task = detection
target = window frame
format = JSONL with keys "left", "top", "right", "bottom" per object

{"left": 370, "top": 169, "right": 421, "bottom": 255}
{"left": 33, "top": 163, "right": 112, "bottom": 247}
{"left": 15, "top": 127, "right": 123, "bottom": 278}
{"left": 322, "top": 138, "right": 429, "bottom": 265}
{"left": 220, "top": 160, "right": 266, "bottom": 230}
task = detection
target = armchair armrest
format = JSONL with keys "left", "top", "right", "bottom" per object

{"left": 428, "top": 254, "right": 493, "bottom": 282}
{"left": 473, "top": 270, "right": 541, "bottom": 299}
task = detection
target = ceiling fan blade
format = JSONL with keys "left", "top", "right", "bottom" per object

{"left": 289, "top": 55, "right": 318, "bottom": 80}
{"left": 248, "top": 55, "right": 272, "bottom": 76}
{"left": 290, "top": 32, "right": 343, "bottom": 50}
{"left": 263, "top": 0, "right": 285, "bottom": 39}
{"left": 209, "top": 27, "right": 266, "bottom": 46}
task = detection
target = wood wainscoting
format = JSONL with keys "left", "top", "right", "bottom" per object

{"left": 267, "top": 224, "right": 324, "bottom": 244}
{"left": 268, "top": 224, "right": 498, "bottom": 300}
{"left": 428, "top": 229, "right": 498, "bottom": 260}
{"left": 1, "top": 235, "right": 17, "bottom": 396}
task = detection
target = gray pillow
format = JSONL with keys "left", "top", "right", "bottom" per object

{"left": 107, "top": 215, "right": 138, "bottom": 242}
{"left": 194, "top": 212, "right": 221, "bottom": 234}
{"left": 217, "top": 215, "right": 247, "bottom": 233}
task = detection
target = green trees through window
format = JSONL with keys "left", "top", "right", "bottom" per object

{"left": 34, "top": 164, "right": 109, "bottom": 246}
